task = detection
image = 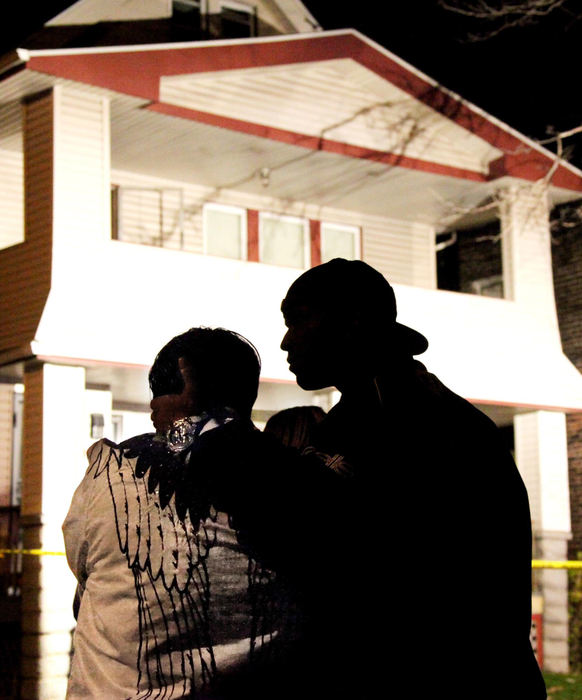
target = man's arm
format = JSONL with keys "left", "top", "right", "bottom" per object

{"left": 150, "top": 357, "right": 353, "bottom": 578}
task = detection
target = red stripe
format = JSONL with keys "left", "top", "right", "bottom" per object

{"left": 309, "top": 220, "right": 321, "bottom": 267}
{"left": 247, "top": 209, "right": 259, "bottom": 262}
{"left": 26, "top": 35, "right": 355, "bottom": 101}
{"left": 148, "top": 102, "right": 488, "bottom": 181}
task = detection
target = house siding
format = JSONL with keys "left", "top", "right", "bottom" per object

{"left": 53, "top": 86, "right": 111, "bottom": 251}
{"left": 0, "top": 147, "right": 24, "bottom": 251}
{"left": 21, "top": 365, "right": 43, "bottom": 518}
{"left": 110, "top": 168, "right": 436, "bottom": 287}
{"left": 0, "top": 384, "right": 13, "bottom": 506}
{"left": 552, "top": 212, "right": 582, "bottom": 559}
{"left": 0, "top": 92, "right": 53, "bottom": 357}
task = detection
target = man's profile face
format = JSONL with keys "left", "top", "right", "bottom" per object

{"left": 280, "top": 297, "right": 340, "bottom": 391}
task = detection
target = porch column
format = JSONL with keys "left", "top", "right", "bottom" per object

{"left": 514, "top": 410, "right": 571, "bottom": 673}
{"left": 498, "top": 181, "right": 557, "bottom": 323}
{"left": 20, "top": 362, "right": 86, "bottom": 699}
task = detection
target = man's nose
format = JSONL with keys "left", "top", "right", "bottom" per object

{"left": 281, "top": 329, "right": 291, "bottom": 351}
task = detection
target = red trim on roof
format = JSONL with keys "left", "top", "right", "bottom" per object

{"left": 488, "top": 153, "right": 582, "bottom": 191}
{"left": 148, "top": 101, "right": 488, "bottom": 181}
{"left": 26, "top": 34, "right": 356, "bottom": 102}
{"left": 23, "top": 32, "right": 582, "bottom": 191}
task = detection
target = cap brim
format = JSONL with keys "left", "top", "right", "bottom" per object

{"left": 394, "top": 322, "right": 429, "bottom": 355}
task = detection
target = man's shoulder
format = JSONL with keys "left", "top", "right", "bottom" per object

{"left": 414, "top": 363, "right": 496, "bottom": 428}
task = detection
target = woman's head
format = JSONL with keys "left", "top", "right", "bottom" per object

{"left": 149, "top": 327, "right": 261, "bottom": 419}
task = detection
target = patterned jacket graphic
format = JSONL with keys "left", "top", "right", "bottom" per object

{"left": 63, "top": 437, "right": 296, "bottom": 699}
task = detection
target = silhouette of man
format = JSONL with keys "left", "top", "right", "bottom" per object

{"left": 152, "top": 258, "right": 546, "bottom": 700}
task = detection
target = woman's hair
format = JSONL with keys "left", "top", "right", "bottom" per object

{"left": 148, "top": 327, "right": 261, "bottom": 418}
{"left": 264, "top": 405, "right": 326, "bottom": 450}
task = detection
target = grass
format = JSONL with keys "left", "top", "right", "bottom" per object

{"left": 543, "top": 672, "right": 582, "bottom": 699}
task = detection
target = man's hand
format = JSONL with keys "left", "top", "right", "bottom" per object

{"left": 150, "top": 357, "right": 198, "bottom": 432}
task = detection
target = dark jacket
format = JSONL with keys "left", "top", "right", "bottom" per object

{"left": 197, "top": 361, "right": 546, "bottom": 699}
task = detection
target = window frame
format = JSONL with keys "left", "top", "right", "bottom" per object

{"left": 202, "top": 202, "right": 248, "bottom": 261}
{"left": 259, "top": 212, "right": 310, "bottom": 269}
{"left": 113, "top": 185, "right": 185, "bottom": 248}
{"left": 320, "top": 221, "right": 361, "bottom": 263}
{"left": 220, "top": 0, "right": 257, "bottom": 36}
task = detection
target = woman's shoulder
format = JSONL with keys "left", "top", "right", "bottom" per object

{"left": 85, "top": 434, "right": 154, "bottom": 476}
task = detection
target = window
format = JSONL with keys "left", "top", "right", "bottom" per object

{"left": 436, "top": 219, "right": 504, "bottom": 298}
{"left": 111, "top": 414, "right": 124, "bottom": 444}
{"left": 203, "top": 203, "right": 247, "bottom": 260}
{"left": 113, "top": 186, "right": 184, "bottom": 249}
{"left": 321, "top": 223, "right": 360, "bottom": 263}
{"left": 260, "top": 213, "right": 308, "bottom": 268}
{"left": 220, "top": 1, "right": 256, "bottom": 38}
{"left": 173, "top": 0, "right": 202, "bottom": 26}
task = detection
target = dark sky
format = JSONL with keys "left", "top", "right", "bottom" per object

{"left": 3, "top": 1, "right": 581, "bottom": 165}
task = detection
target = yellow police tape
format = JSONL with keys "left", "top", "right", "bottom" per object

{"left": 1, "top": 549, "right": 582, "bottom": 569}
{"left": 533, "top": 560, "right": 582, "bottom": 570}
{"left": 0, "top": 549, "right": 65, "bottom": 557}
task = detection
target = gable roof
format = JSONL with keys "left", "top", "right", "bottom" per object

{"left": 8, "top": 29, "right": 582, "bottom": 197}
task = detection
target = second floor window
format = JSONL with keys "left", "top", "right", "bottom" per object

{"left": 203, "top": 203, "right": 247, "bottom": 260}
{"left": 436, "top": 219, "right": 504, "bottom": 298}
{"left": 173, "top": 0, "right": 201, "bottom": 25}
{"left": 260, "top": 213, "right": 308, "bottom": 268}
{"left": 321, "top": 223, "right": 360, "bottom": 263}
{"left": 112, "top": 186, "right": 184, "bottom": 248}
{"left": 220, "top": 1, "right": 257, "bottom": 38}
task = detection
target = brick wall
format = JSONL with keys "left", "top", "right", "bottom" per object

{"left": 551, "top": 203, "right": 582, "bottom": 558}
{"left": 437, "top": 220, "right": 503, "bottom": 296}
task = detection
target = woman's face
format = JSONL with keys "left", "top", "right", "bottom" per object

{"left": 150, "top": 357, "right": 206, "bottom": 430}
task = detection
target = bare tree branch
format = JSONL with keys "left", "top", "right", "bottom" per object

{"left": 439, "top": 0, "right": 570, "bottom": 39}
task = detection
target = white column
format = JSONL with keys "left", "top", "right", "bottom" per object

{"left": 499, "top": 181, "right": 560, "bottom": 338}
{"left": 514, "top": 409, "right": 571, "bottom": 673}
{"left": 20, "top": 362, "right": 86, "bottom": 699}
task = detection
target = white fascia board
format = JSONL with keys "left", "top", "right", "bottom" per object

{"left": 17, "top": 27, "right": 352, "bottom": 58}
{"left": 270, "top": 0, "right": 322, "bottom": 32}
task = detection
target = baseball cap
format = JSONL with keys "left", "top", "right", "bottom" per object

{"left": 283, "top": 258, "right": 429, "bottom": 356}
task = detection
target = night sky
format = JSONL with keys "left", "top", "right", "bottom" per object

{"left": 2, "top": 1, "right": 581, "bottom": 166}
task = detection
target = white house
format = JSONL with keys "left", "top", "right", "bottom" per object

{"left": 0, "top": 0, "right": 581, "bottom": 695}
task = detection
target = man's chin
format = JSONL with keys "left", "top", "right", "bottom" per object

{"left": 294, "top": 373, "right": 332, "bottom": 392}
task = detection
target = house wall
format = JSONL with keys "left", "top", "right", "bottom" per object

{"left": 110, "top": 166, "right": 436, "bottom": 288}
{"left": 20, "top": 363, "right": 85, "bottom": 700}
{"left": 47, "top": 0, "right": 173, "bottom": 25}
{"left": 500, "top": 180, "right": 559, "bottom": 325}
{"left": 0, "top": 147, "right": 24, "bottom": 251}
{"left": 0, "top": 92, "right": 54, "bottom": 362}
{"left": 46, "top": 0, "right": 311, "bottom": 35}
{"left": 2, "top": 84, "right": 578, "bottom": 408}
{"left": 499, "top": 180, "right": 573, "bottom": 672}
{"left": 552, "top": 209, "right": 582, "bottom": 560}
{"left": 0, "top": 384, "right": 13, "bottom": 506}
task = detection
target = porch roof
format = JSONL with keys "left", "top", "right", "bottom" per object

{"left": 0, "top": 29, "right": 580, "bottom": 224}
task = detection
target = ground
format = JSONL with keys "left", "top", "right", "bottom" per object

{"left": 544, "top": 672, "right": 582, "bottom": 699}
